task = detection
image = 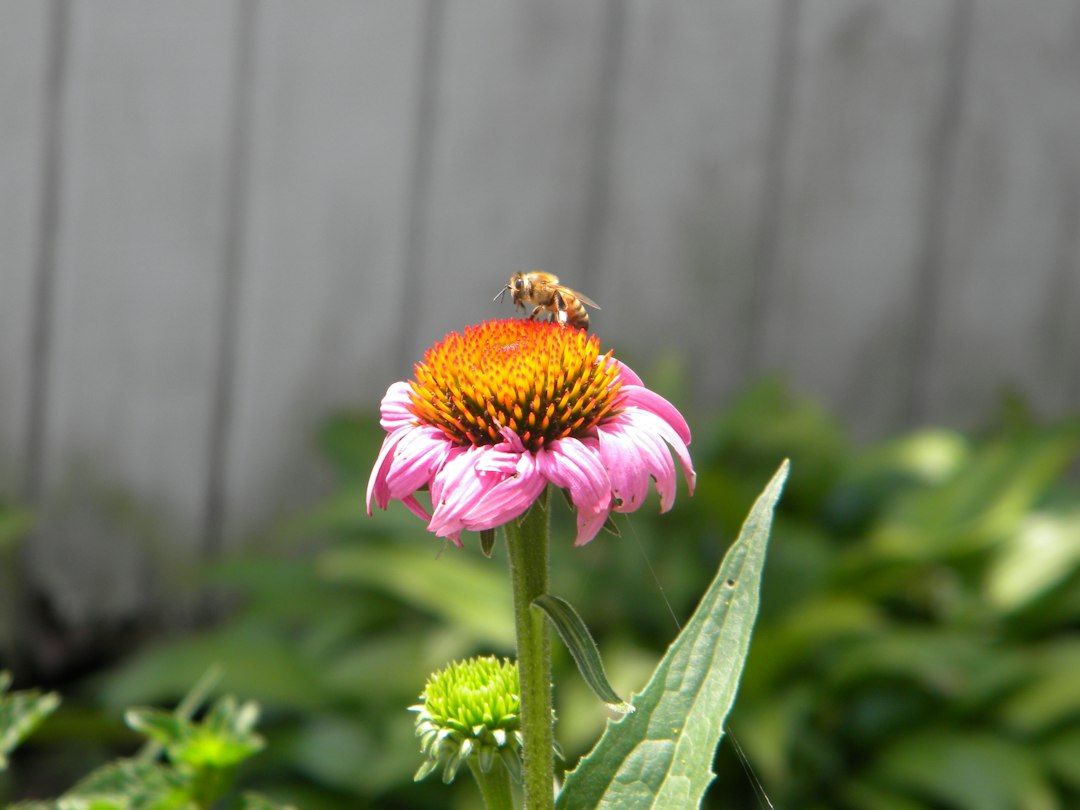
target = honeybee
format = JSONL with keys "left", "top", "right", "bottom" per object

{"left": 494, "top": 271, "right": 601, "bottom": 331}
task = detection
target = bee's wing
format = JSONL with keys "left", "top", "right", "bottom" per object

{"left": 562, "top": 287, "right": 601, "bottom": 310}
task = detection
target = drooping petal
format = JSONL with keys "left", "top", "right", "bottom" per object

{"left": 538, "top": 437, "right": 612, "bottom": 545}
{"left": 617, "top": 407, "right": 697, "bottom": 500}
{"left": 379, "top": 381, "right": 418, "bottom": 431}
{"left": 402, "top": 493, "right": 432, "bottom": 522}
{"left": 383, "top": 425, "right": 453, "bottom": 500}
{"left": 595, "top": 424, "right": 652, "bottom": 511}
{"left": 366, "top": 425, "right": 413, "bottom": 514}
{"left": 474, "top": 439, "right": 525, "bottom": 476}
{"left": 596, "top": 419, "right": 675, "bottom": 512}
{"left": 627, "top": 422, "right": 678, "bottom": 510}
{"left": 429, "top": 446, "right": 480, "bottom": 526}
{"left": 631, "top": 408, "right": 696, "bottom": 496}
{"left": 429, "top": 444, "right": 543, "bottom": 538}
{"left": 596, "top": 403, "right": 696, "bottom": 513}
{"left": 618, "top": 385, "right": 691, "bottom": 445}
{"left": 465, "top": 452, "right": 546, "bottom": 528}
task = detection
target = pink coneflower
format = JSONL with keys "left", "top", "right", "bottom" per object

{"left": 367, "top": 319, "right": 695, "bottom": 546}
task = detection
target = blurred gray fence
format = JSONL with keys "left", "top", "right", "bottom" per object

{"left": 1, "top": 1, "right": 1079, "bottom": 634}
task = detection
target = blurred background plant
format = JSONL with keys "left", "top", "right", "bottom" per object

{"left": 1, "top": 668, "right": 293, "bottom": 809}
{"left": 4, "top": 378, "right": 1079, "bottom": 809}
{"left": 0, "top": 502, "right": 34, "bottom": 667}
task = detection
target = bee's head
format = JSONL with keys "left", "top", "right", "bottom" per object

{"left": 494, "top": 272, "right": 527, "bottom": 305}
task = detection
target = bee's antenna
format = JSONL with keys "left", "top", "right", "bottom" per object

{"left": 493, "top": 285, "right": 509, "bottom": 303}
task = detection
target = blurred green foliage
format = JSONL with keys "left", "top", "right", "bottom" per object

{"left": 1, "top": 673, "right": 60, "bottom": 772}
{"left": 7, "top": 379, "right": 1080, "bottom": 809}
{"left": 2, "top": 669, "right": 291, "bottom": 809}
{"left": 698, "top": 383, "right": 1080, "bottom": 810}
{"left": 0, "top": 501, "right": 33, "bottom": 660}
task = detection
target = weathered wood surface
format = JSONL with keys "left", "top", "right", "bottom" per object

{"left": 220, "top": 1, "right": 426, "bottom": 547}
{"left": 20, "top": 1, "right": 245, "bottom": 624}
{"left": 919, "top": 0, "right": 1080, "bottom": 424}
{"left": 0, "top": 2, "right": 51, "bottom": 497}
{"left": 0, "top": 0, "right": 1078, "bottom": 631}
{"left": 757, "top": 1, "right": 959, "bottom": 437}
{"left": 594, "top": 0, "right": 782, "bottom": 407}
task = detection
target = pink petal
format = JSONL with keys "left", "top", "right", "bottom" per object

{"left": 538, "top": 437, "right": 612, "bottom": 546}
{"left": 429, "top": 445, "right": 542, "bottom": 537}
{"left": 475, "top": 445, "right": 524, "bottom": 476}
{"left": 466, "top": 453, "right": 545, "bottom": 528}
{"left": 596, "top": 426, "right": 651, "bottom": 511}
{"left": 629, "top": 425, "right": 678, "bottom": 510}
{"left": 429, "top": 446, "right": 481, "bottom": 525}
{"left": 497, "top": 425, "right": 527, "bottom": 454}
{"left": 383, "top": 426, "right": 452, "bottom": 499}
{"left": 379, "top": 381, "right": 417, "bottom": 431}
{"left": 366, "top": 425, "right": 412, "bottom": 513}
{"left": 596, "top": 406, "right": 696, "bottom": 514}
{"left": 618, "top": 385, "right": 691, "bottom": 445}
{"left": 621, "top": 407, "right": 697, "bottom": 499}
{"left": 610, "top": 357, "right": 644, "bottom": 387}
{"left": 597, "top": 419, "right": 677, "bottom": 511}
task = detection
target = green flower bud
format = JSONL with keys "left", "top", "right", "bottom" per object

{"left": 409, "top": 656, "right": 524, "bottom": 784}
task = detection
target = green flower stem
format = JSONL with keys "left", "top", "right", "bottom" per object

{"left": 504, "top": 487, "right": 554, "bottom": 810}
{"left": 468, "top": 758, "right": 515, "bottom": 810}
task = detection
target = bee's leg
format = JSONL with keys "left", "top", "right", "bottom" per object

{"left": 553, "top": 291, "right": 569, "bottom": 326}
{"left": 528, "top": 305, "right": 544, "bottom": 320}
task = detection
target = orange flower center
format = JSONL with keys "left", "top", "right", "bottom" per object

{"left": 408, "top": 319, "right": 623, "bottom": 452}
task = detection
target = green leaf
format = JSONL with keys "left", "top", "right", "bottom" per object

{"left": 126, "top": 693, "right": 264, "bottom": 777}
{"left": 61, "top": 758, "right": 186, "bottom": 808}
{"left": 124, "top": 707, "right": 186, "bottom": 749}
{"left": 872, "top": 421, "right": 1080, "bottom": 559}
{"left": 1042, "top": 727, "right": 1080, "bottom": 790}
{"left": 0, "top": 672, "right": 61, "bottom": 770}
{"left": 533, "top": 594, "right": 629, "bottom": 712}
{"left": 556, "top": 460, "right": 788, "bottom": 810}
{"left": 999, "top": 640, "right": 1080, "bottom": 735}
{"left": 986, "top": 508, "right": 1080, "bottom": 613}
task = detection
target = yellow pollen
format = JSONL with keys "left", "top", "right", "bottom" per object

{"left": 407, "top": 319, "right": 623, "bottom": 452}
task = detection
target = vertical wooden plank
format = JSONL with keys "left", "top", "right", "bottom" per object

{"left": 220, "top": 1, "right": 426, "bottom": 539}
{"left": 919, "top": 0, "right": 1080, "bottom": 424}
{"left": 758, "top": 0, "right": 956, "bottom": 437}
{"left": 591, "top": 0, "right": 782, "bottom": 403}
{"left": 28, "top": 1, "right": 242, "bottom": 626}
{"left": 1058, "top": 186, "right": 1080, "bottom": 407}
{"left": 409, "top": 1, "right": 611, "bottom": 361}
{"left": 0, "top": 2, "right": 50, "bottom": 495}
